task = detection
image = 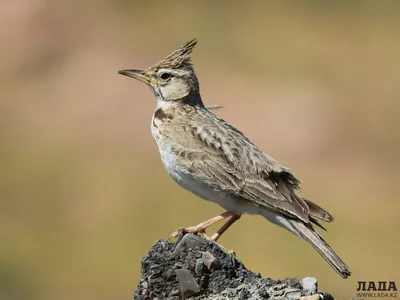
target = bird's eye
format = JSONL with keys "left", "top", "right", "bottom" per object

{"left": 160, "top": 73, "right": 171, "bottom": 80}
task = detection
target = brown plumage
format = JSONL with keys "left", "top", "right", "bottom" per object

{"left": 118, "top": 39, "right": 351, "bottom": 278}
{"left": 149, "top": 39, "right": 197, "bottom": 72}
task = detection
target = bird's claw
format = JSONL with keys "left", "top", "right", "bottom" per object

{"left": 169, "top": 226, "right": 207, "bottom": 240}
{"left": 169, "top": 227, "right": 184, "bottom": 239}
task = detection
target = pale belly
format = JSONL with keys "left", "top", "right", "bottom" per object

{"left": 151, "top": 124, "right": 299, "bottom": 236}
{"left": 156, "top": 143, "right": 262, "bottom": 216}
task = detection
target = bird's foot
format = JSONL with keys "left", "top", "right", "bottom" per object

{"left": 169, "top": 225, "right": 207, "bottom": 239}
{"left": 169, "top": 227, "right": 235, "bottom": 254}
{"left": 169, "top": 212, "right": 238, "bottom": 240}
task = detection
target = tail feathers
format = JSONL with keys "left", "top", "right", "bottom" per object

{"left": 303, "top": 198, "right": 334, "bottom": 222}
{"left": 290, "top": 220, "right": 351, "bottom": 279}
{"left": 309, "top": 216, "right": 327, "bottom": 231}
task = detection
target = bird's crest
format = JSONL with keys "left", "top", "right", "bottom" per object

{"left": 149, "top": 39, "right": 197, "bottom": 71}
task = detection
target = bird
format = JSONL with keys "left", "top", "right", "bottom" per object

{"left": 118, "top": 39, "right": 351, "bottom": 278}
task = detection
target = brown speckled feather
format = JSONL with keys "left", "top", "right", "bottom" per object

{"left": 153, "top": 104, "right": 310, "bottom": 223}
{"left": 118, "top": 39, "right": 351, "bottom": 278}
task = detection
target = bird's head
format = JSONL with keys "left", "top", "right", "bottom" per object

{"left": 119, "top": 39, "right": 202, "bottom": 107}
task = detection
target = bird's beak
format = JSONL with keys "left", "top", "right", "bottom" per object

{"left": 118, "top": 69, "right": 150, "bottom": 84}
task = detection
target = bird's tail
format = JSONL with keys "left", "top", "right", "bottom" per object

{"left": 289, "top": 220, "right": 351, "bottom": 278}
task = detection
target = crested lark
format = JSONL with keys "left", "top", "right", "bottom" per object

{"left": 118, "top": 39, "right": 351, "bottom": 278}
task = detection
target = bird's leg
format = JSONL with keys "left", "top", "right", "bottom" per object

{"left": 170, "top": 211, "right": 234, "bottom": 239}
{"left": 211, "top": 214, "right": 241, "bottom": 242}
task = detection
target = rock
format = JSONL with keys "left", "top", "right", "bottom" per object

{"left": 320, "top": 293, "right": 335, "bottom": 300}
{"left": 168, "top": 289, "right": 180, "bottom": 297}
{"left": 285, "top": 288, "right": 302, "bottom": 299}
{"left": 195, "top": 258, "right": 205, "bottom": 275}
{"left": 175, "top": 269, "right": 201, "bottom": 298}
{"left": 299, "top": 295, "right": 321, "bottom": 300}
{"left": 301, "top": 277, "right": 318, "bottom": 295}
{"left": 202, "top": 251, "right": 220, "bottom": 270}
{"left": 172, "top": 233, "right": 205, "bottom": 256}
{"left": 132, "top": 234, "right": 336, "bottom": 299}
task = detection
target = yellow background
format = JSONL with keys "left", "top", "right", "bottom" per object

{"left": 1, "top": 1, "right": 399, "bottom": 299}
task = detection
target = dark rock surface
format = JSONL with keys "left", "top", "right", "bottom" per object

{"left": 133, "top": 234, "right": 334, "bottom": 300}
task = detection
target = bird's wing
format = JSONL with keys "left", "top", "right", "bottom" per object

{"left": 184, "top": 112, "right": 311, "bottom": 223}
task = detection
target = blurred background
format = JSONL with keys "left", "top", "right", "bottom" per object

{"left": 1, "top": 1, "right": 400, "bottom": 299}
